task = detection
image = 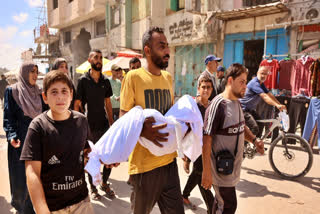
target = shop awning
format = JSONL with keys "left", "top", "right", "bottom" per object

{"left": 212, "top": 2, "right": 289, "bottom": 21}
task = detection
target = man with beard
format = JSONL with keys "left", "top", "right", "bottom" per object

{"left": 201, "top": 63, "right": 265, "bottom": 214}
{"left": 74, "top": 49, "right": 115, "bottom": 200}
{"left": 120, "top": 27, "right": 184, "bottom": 214}
{"left": 239, "top": 66, "right": 286, "bottom": 138}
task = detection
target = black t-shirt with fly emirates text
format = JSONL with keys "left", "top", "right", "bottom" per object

{"left": 20, "top": 110, "right": 89, "bottom": 211}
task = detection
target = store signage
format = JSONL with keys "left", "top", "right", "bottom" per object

{"left": 299, "top": 24, "right": 320, "bottom": 32}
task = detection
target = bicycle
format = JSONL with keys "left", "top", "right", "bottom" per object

{"left": 243, "top": 111, "right": 313, "bottom": 180}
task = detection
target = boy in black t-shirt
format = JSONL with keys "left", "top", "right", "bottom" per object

{"left": 182, "top": 75, "right": 215, "bottom": 214}
{"left": 21, "top": 70, "right": 94, "bottom": 213}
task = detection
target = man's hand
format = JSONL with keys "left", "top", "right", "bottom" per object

{"left": 140, "top": 117, "right": 168, "bottom": 148}
{"left": 201, "top": 169, "right": 213, "bottom": 190}
{"left": 255, "top": 139, "right": 265, "bottom": 155}
{"left": 10, "top": 139, "right": 21, "bottom": 148}
{"left": 115, "top": 96, "right": 120, "bottom": 101}
{"left": 277, "top": 104, "right": 287, "bottom": 111}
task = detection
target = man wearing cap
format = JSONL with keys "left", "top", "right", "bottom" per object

{"left": 109, "top": 64, "right": 122, "bottom": 121}
{"left": 198, "top": 55, "right": 222, "bottom": 100}
{"left": 217, "top": 66, "right": 226, "bottom": 93}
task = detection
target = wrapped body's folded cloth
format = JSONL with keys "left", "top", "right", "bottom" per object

{"left": 85, "top": 95, "right": 203, "bottom": 186}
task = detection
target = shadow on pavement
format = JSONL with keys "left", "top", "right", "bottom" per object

{"left": 241, "top": 166, "right": 284, "bottom": 181}
{"left": 0, "top": 196, "right": 13, "bottom": 214}
{"left": 237, "top": 178, "right": 291, "bottom": 199}
{"left": 108, "top": 178, "right": 131, "bottom": 198}
{"left": 187, "top": 197, "right": 210, "bottom": 214}
{"left": 242, "top": 166, "right": 320, "bottom": 192}
{"left": 295, "top": 176, "right": 320, "bottom": 192}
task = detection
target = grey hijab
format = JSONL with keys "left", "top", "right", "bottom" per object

{"left": 52, "top": 58, "right": 67, "bottom": 71}
{"left": 11, "top": 62, "right": 42, "bottom": 119}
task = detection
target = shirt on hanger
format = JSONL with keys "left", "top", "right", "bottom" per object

{"left": 291, "top": 56, "right": 315, "bottom": 97}
{"left": 279, "top": 59, "right": 295, "bottom": 90}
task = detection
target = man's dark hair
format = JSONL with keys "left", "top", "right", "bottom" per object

{"left": 43, "top": 70, "right": 73, "bottom": 95}
{"left": 129, "top": 57, "right": 141, "bottom": 65}
{"left": 225, "top": 63, "right": 248, "bottom": 81}
{"left": 142, "top": 27, "right": 164, "bottom": 55}
{"left": 89, "top": 49, "right": 102, "bottom": 58}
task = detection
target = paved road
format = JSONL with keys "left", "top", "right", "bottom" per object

{"left": 0, "top": 110, "right": 319, "bottom": 214}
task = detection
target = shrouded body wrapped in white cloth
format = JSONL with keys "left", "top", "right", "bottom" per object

{"left": 85, "top": 95, "right": 203, "bottom": 186}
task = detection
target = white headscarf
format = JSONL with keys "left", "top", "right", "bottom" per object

{"left": 11, "top": 62, "right": 42, "bottom": 119}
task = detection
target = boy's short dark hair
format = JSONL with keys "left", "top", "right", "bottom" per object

{"left": 225, "top": 63, "right": 248, "bottom": 81}
{"left": 43, "top": 70, "right": 73, "bottom": 95}
{"left": 198, "top": 75, "right": 213, "bottom": 88}
{"left": 129, "top": 57, "right": 141, "bottom": 65}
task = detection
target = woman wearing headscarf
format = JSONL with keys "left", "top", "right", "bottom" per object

{"left": 3, "top": 62, "right": 45, "bottom": 214}
{"left": 51, "top": 58, "right": 77, "bottom": 110}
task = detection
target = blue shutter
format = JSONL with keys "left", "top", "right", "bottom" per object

{"left": 234, "top": 40, "right": 244, "bottom": 64}
{"left": 223, "top": 40, "right": 234, "bottom": 69}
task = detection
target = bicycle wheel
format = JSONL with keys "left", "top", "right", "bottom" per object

{"left": 268, "top": 133, "right": 313, "bottom": 179}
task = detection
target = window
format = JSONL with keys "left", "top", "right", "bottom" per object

{"left": 64, "top": 31, "right": 71, "bottom": 44}
{"left": 96, "top": 20, "right": 106, "bottom": 36}
{"left": 195, "top": 0, "right": 201, "bottom": 12}
{"left": 170, "top": 0, "right": 185, "bottom": 11}
{"left": 111, "top": 6, "right": 121, "bottom": 29}
{"left": 53, "top": 0, "right": 58, "bottom": 9}
{"left": 243, "top": 0, "right": 279, "bottom": 7}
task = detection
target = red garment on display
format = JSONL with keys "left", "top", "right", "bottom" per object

{"left": 279, "top": 59, "right": 295, "bottom": 90}
{"left": 260, "top": 59, "right": 279, "bottom": 89}
{"left": 291, "top": 56, "right": 315, "bottom": 97}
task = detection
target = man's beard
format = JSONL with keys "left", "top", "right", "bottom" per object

{"left": 232, "top": 89, "right": 245, "bottom": 98}
{"left": 151, "top": 50, "right": 169, "bottom": 70}
{"left": 91, "top": 62, "right": 102, "bottom": 72}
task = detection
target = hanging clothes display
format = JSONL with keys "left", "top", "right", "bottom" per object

{"left": 302, "top": 98, "right": 320, "bottom": 147}
{"left": 278, "top": 59, "right": 295, "bottom": 90}
{"left": 310, "top": 58, "right": 320, "bottom": 96}
{"left": 291, "top": 55, "right": 314, "bottom": 97}
{"left": 260, "top": 59, "right": 279, "bottom": 90}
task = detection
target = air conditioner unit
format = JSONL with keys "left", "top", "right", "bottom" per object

{"left": 306, "top": 8, "right": 319, "bottom": 19}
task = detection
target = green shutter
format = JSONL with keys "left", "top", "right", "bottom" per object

{"left": 170, "top": 0, "right": 178, "bottom": 11}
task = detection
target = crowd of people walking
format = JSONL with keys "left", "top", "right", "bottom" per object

{"left": 3, "top": 27, "right": 267, "bottom": 214}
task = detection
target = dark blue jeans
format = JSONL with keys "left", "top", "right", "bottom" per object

{"left": 8, "top": 143, "right": 35, "bottom": 214}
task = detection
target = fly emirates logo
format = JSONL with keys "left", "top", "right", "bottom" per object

{"left": 52, "top": 176, "right": 83, "bottom": 191}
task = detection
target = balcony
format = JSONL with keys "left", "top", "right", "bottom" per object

{"left": 48, "top": 0, "right": 106, "bottom": 29}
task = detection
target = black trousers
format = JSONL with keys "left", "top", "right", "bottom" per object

{"left": 88, "top": 129, "right": 111, "bottom": 189}
{"left": 213, "top": 186, "right": 237, "bottom": 214}
{"left": 182, "top": 169, "right": 214, "bottom": 214}
{"left": 243, "top": 110, "right": 264, "bottom": 138}
{"left": 288, "top": 97, "right": 309, "bottom": 135}
{"left": 130, "top": 159, "right": 184, "bottom": 214}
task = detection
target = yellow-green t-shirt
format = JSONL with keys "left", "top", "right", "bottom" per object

{"left": 120, "top": 67, "right": 177, "bottom": 175}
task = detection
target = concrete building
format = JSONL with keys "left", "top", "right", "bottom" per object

{"left": 47, "top": 0, "right": 108, "bottom": 81}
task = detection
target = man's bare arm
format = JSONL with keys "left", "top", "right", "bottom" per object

{"left": 104, "top": 98, "right": 114, "bottom": 125}
{"left": 201, "top": 134, "right": 213, "bottom": 190}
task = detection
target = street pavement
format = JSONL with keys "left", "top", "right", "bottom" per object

{"left": 0, "top": 109, "right": 319, "bottom": 214}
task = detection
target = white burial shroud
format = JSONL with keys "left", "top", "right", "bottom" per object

{"left": 85, "top": 95, "right": 203, "bottom": 186}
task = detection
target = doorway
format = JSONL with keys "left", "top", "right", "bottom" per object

{"left": 243, "top": 40, "right": 264, "bottom": 80}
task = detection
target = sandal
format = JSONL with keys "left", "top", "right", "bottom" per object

{"left": 182, "top": 197, "right": 197, "bottom": 210}
{"left": 90, "top": 188, "right": 101, "bottom": 200}
{"left": 100, "top": 183, "right": 116, "bottom": 199}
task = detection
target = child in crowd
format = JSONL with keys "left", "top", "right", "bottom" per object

{"left": 20, "top": 70, "right": 94, "bottom": 214}
{"left": 182, "top": 75, "right": 215, "bottom": 214}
